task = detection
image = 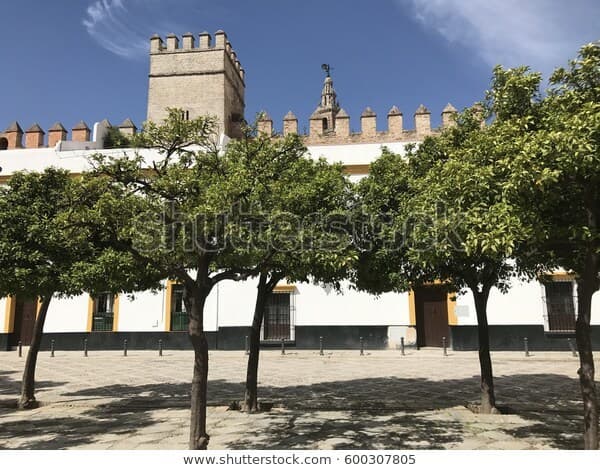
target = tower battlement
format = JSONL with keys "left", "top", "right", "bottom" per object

{"left": 257, "top": 103, "right": 458, "bottom": 145}
{"left": 0, "top": 119, "right": 137, "bottom": 151}
{"left": 255, "top": 72, "right": 459, "bottom": 145}
{"left": 147, "top": 30, "right": 245, "bottom": 138}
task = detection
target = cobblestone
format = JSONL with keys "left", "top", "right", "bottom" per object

{"left": 0, "top": 349, "right": 593, "bottom": 449}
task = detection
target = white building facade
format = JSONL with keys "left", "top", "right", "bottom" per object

{"left": 0, "top": 31, "right": 598, "bottom": 352}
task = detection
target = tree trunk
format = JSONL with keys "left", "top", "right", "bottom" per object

{"left": 575, "top": 273, "right": 599, "bottom": 449}
{"left": 472, "top": 287, "right": 498, "bottom": 414}
{"left": 244, "top": 273, "right": 270, "bottom": 412}
{"left": 185, "top": 285, "right": 210, "bottom": 450}
{"left": 18, "top": 295, "right": 52, "bottom": 410}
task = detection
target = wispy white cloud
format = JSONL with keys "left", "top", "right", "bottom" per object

{"left": 401, "top": 0, "right": 600, "bottom": 76}
{"left": 83, "top": 0, "right": 147, "bottom": 59}
{"left": 82, "top": 0, "right": 190, "bottom": 60}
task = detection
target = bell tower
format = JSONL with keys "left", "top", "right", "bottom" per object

{"left": 309, "top": 64, "right": 340, "bottom": 133}
{"left": 146, "top": 30, "right": 245, "bottom": 138}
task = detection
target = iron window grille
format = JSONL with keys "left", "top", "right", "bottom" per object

{"left": 260, "top": 292, "right": 296, "bottom": 342}
{"left": 92, "top": 292, "right": 114, "bottom": 332}
{"left": 171, "top": 284, "right": 188, "bottom": 331}
{"left": 541, "top": 280, "right": 577, "bottom": 333}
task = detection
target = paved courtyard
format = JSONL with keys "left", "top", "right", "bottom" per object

{"left": 0, "top": 348, "right": 593, "bottom": 450}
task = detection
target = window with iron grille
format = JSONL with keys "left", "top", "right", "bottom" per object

{"left": 92, "top": 293, "right": 114, "bottom": 332}
{"left": 543, "top": 281, "right": 576, "bottom": 333}
{"left": 262, "top": 292, "right": 294, "bottom": 341}
{"left": 171, "top": 284, "right": 188, "bottom": 331}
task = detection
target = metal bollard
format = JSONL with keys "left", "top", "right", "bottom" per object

{"left": 158, "top": 339, "right": 163, "bottom": 357}
{"left": 18, "top": 341, "right": 22, "bottom": 358}
{"left": 245, "top": 335, "right": 249, "bottom": 355}
{"left": 281, "top": 338, "right": 286, "bottom": 355}
{"left": 442, "top": 336, "right": 447, "bottom": 356}
{"left": 319, "top": 336, "right": 324, "bottom": 356}
{"left": 360, "top": 337, "right": 364, "bottom": 356}
{"left": 83, "top": 338, "right": 88, "bottom": 357}
{"left": 50, "top": 339, "right": 55, "bottom": 357}
{"left": 400, "top": 337, "right": 405, "bottom": 356}
{"left": 123, "top": 339, "right": 128, "bottom": 357}
{"left": 524, "top": 337, "right": 530, "bottom": 357}
{"left": 567, "top": 338, "right": 577, "bottom": 357}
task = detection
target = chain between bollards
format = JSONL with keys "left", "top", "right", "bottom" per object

{"left": 524, "top": 337, "right": 530, "bottom": 357}
{"left": 50, "top": 339, "right": 55, "bottom": 357}
{"left": 158, "top": 339, "right": 163, "bottom": 357}
{"left": 123, "top": 339, "right": 128, "bottom": 357}
{"left": 18, "top": 341, "right": 22, "bottom": 357}
{"left": 319, "top": 336, "right": 324, "bottom": 356}
{"left": 360, "top": 337, "right": 364, "bottom": 356}
{"left": 567, "top": 338, "right": 577, "bottom": 357}
{"left": 281, "top": 338, "right": 286, "bottom": 355}
{"left": 83, "top": 338, "right": 88, "bottom": 357}
{"left": 400, "top": 337, "right": 405, "bottom": 356}
{"left": 245, "top": 335, "right": 249, "bottom": 356}
{"left": 442, "top": 336, "right": 447, "bottom": 356}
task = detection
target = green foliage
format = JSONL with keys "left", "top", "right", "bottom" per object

{"left": 508, "top": 42, "right": 600, "bottom": 280}
{"left": 356, "top": 82, "right": 544, "bottom": 295}
{"left": 0, "top": 169, "right": 160, "bottom": 301}
{"left": 103, "top": 126, "right": 132, "bottom": 149}
{"left": 89, "top": 108, "right": 353, "bottom": 293}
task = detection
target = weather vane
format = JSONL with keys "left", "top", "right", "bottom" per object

{"left": 321, "top": 63, "right": 332, "bottom": 77}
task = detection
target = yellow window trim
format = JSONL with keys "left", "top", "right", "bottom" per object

{"left": 343, "top": 164, "right": 370, "bottom": 175}
{"left": 87, "top": 294, "right": 120, "bottom": 332}
{"left": 112, "top": 295, "right": 120, "bottom": 332}
{"left": 447, "top": 293, "right": 458, "bottom": 326}
{"left": 165, "top": 280, "right": 178, "bottom": 332}
{"left": 273, "top": 284, "right": 296, "bottom": 293}
{"left": 4, "top": 296, "right": 16, "bottom": 333}
{"left": 541, "top": 271, "right": 576, "bottom": 282}
{"left": 86, "top": 297, "right": 94, "bottom": 332}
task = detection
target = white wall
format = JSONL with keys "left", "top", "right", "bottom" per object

{"left": 0, "top": 297, "right": 7, "bottom": 333}
{"left": 455, "top": 278, "right": 600, "bottom": 326}
{"left": 294, "top": 283, "right": 409, "bottom": 326}
{"left": 117, "top": 289, "right": 165, "bottom": 332}
{"left": 213, "top": 278, "right": 410, "bottom": 328}
{"left": 307, "top": 141, "right": 412, "bottom": 166}
{"left": 43, "top": 295, "right": 89, "bottom": 333}
{"left": 4, "top": 277, "right": 599, "bottom": 334}
{"left": 215, "top": 279, "right": 258, "bottom": 327}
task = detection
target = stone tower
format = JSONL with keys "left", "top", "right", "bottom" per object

{"left": 309, "top": 67, "right": 340, "bottom": 134}
{"left": 147, "top": 30, "right": 245, "bottom": 138}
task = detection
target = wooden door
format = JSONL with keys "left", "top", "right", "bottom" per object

{"left": 10, "top": 298, "right": 38, "bottom": 346}
{"left": 415, "top": 287, "right": 449, "bottom": 347}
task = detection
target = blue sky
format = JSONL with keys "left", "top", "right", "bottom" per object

{"left": 1, "top": 0, "right": 598, "bottom": 135}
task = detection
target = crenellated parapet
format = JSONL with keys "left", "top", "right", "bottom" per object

{"left": 147, "top": 30, "right": 245, "bottom": 138}
{"left": 0, "top": 118, "right": 138, "bottom": 151}
{"left": 270, "top": 104, "right": 458, "bottom": 145}
{"left": 150, "top": 31, "right": 245, "bottom": 84}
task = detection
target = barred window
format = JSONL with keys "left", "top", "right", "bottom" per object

{"left": 543, "top": 281, "right": 576, "bottom": 333}
{"left": 263, "top": 293, "right": 292, "bottom": 341}
{"left": 171, "top": 284, "right": 188, "bottom": 331}
{"left": 92, "top": 293, "right": 114, "bottom": 332}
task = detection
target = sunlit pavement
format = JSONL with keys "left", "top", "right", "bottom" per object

{"left": 0, "top": 349, "right": 591, "bottom": 449}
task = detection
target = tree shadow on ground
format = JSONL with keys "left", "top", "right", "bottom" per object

{"left": 0, "top": 401, "right": 163, "bottom": 449}
{"left": 226, "top": 409, "right": 465, "bottom": 450}
{"left": 0, "top": 371, "right": 67, "bottom": 417}
{"left": 54, "top": 373, "right": 585, "bottom": 449}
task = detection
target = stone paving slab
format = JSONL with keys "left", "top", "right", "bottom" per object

{"left": 0, "top": 349, "right": 593, "bottom": 450}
